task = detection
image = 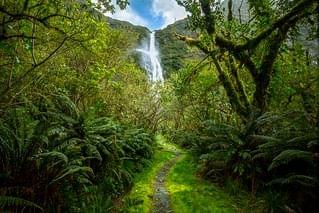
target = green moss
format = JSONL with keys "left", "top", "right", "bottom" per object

{"left": 122, "top": 135, "right": 177, "bottom": 212}
{"left": 167, "top": 154, "right": 238, "bottom": 213}
{"left": 155, "top": 134, "right": 182, "bottom": 153}
{"left": 123, "top": 137, "right": 256, "bottom": 213}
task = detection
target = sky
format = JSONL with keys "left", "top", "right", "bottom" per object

{"left": 106, "top": 0, "right": 188, "bottom": 30}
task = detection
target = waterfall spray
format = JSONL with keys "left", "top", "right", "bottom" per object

{"left": 136, "top": 32, "right": 164, "bottom": 82}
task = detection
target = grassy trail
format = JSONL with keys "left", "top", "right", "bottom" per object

{"left": 122, "top": 135, "right": 243, "bottom": 212}
{"left": 167, "top": 154, "right": 238, "bottom": 213}
{"left": 122, "top": 135, "right": 178, "bottom": 212}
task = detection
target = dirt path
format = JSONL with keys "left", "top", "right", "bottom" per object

{"left": 152, "top": 152, "right": 181, "bottom": 213}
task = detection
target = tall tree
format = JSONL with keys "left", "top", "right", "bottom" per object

{"left": 176, "top": 0, "right": 317, "bottom": 125}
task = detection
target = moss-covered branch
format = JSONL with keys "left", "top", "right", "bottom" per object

{"left": 215, "top": 0, "right": 316, "bottom": 52}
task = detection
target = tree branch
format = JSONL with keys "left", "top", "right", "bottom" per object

{"left": 199, "top": 0, "right": 215, "bottom": 34}
{"left": 227, "top": 0, "right": 233, "bottom": 21}
{"left": 0, "top": 6, "right": 69, "bottom": 36}
{"left": 215, "top": 0, "right": 316, "bottom": 52}
{"left": 210, "top": 54, "right": 249, "bottom": 122}
{"left": 31, "top": 23, "right": 37, "bottom": 65}
{"left": 253, "top": 22, "right": 294, "bottom": 113}
{"left": 0, "top": 34, "right": 37, "bottom": 40}
{"left": 228, "top": 56, "right": 250, "bottom": 111}
{"left": 0, "top": 36, "right": 69, "bottom": 97}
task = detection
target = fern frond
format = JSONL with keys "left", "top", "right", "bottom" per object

{"left": 286, "top": 135, "right": 319, "bottom": 148}
{"left": 34, "top": 151, "right": 69, "bottom": 164}
{"left": 268, "top": 175, "right": 318, "bottom": 187}
{"left": 52, "top": 93, "right": 79, "bottom": 119}
{"left": 250, "top": 135, "right": 281, "bottom": 143}
{"left": 51, "top": 166, "right": 93, "bottom": 184}
{"left": 54, "top": 138, "right": 83, "bottom": 151}
{"left": 85, "top": 144, "right": 102, "bottom": 162}
{"left": 0, "top": 196, "right": 43, "bottom": 211}
{"left": 268, "top": 150, "right": 314, "bottom": 171}
{"left": 308, "top": 139, "right": 319, "bottom": 149}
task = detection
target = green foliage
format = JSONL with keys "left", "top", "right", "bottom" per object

{"left": 156, "top": 19, "right": 203, "bottom": 78}
{"left": 1, "top": 0, "right": 318, "bottom": 212}
{"left": 162, "top": 0, "right": 318, "bottom": 211}
{"left": 164, "top": 107, "right": 318, "bottom": 211}
{"left": 0, "top": 93, "right": 154, "bottom": 211}
{"left": 268, "top": 150, "right": 314, "bottom": 171}
{"left": 0, "top": 196, "right": 43, "bottom": 212}
{"left": 122, "top": 135, "right": 176, "bottom": 213}
{"left": 167, "top": 154, "right": 262, "bottom": 213}
{"left": 0, "top": 0, "right": 158, "bottom": 211}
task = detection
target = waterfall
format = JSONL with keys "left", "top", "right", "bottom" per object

{"left": 136, "top": 32, "right": 164, "bottom": 82}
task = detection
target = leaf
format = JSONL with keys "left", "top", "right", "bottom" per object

{"left": 250, "top": 135, "right": 281, "bottom": 142}
{"left": 268, "top": 150, "right": 314, "bottom": 171}
{"left": 268, "top": 175, "right": 318, "bottom": 187}
{"left": 34, "top": 151, "right": 68, "bottom": 164}
{"left": 85, "top": 144, "right": 102, "bottom": 162}
{"left": 0, "top": 196, "right": 43, "bottom": 211}
{"left": 51, "top": 166, "right": 93, "bottom": 184}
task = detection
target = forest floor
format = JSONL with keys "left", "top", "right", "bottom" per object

{"left": 122, "top": 135, "right": 256, "bottom": 213}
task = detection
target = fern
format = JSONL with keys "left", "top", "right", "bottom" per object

{"left": 0, "top": 196, "right": 43, "bottom": 211}
{"left": 268, "top": 175, "right": 318, "bottom": 187}
{"left": 34, "top": 151, "right": 69, "bottom": 164}
{"left": 268, "top": 150, "right": 314, "bottom": 171}
{"left": 0, "top": 93, "right": 156, "bottom": 211}
{"left": 51, "top": 166, "right": 94, "bottom": 184}
{"left": 84, "top": 144, "right": 103, "bottom": 162}
{"left": 249, "top": 134, "right": 281, "bottom": 143}
{"left": 52, "top": 93, "right": 79, "bottom": 119}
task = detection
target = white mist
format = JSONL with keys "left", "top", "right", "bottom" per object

{"left": 136, "top": 32, "right": 164, "bottom": 82}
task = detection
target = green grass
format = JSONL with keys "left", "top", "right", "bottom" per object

{"left": 122, "top": 135, "right": 177, "bottom": 212}
{"left": 122, "top": 136, "right": 261, "bottom": 213}
{"left": 167, "top": 154, "right": 238, "bottom": 213}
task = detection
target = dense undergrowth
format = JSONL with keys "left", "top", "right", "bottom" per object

{"left": 1, "top": 0, "right": 319, "bottom": 212}
{"left": 0, "top": 93, "right": 154, "bottom": 212}
{"left": 0, "top": 0, "right": 157, "bottom": 211}
{"left": 164, "top": 57, "right": 318, "bottom": 211}
{"left": 161, "top": 0, "right": 319, "bottom": 212}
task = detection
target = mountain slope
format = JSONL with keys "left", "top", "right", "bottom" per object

{"left": 105, "top": 16, "right": 150, "bottom": 43}
{"left": 156, "top": 19, "right": 203, "bottom": 78}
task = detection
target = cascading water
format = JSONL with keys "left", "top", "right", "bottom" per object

{"left": 136, "top": 32, "right": 164, "bottom": 82}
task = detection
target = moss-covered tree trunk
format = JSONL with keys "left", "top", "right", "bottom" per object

{"left": 177, "top": 0, "right": 317, "bottom": 124}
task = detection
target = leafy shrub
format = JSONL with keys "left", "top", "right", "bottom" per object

{"left": 183, "top": 111, "right": 318, "bottom": 212}
{"left": 0, "top": 93, "right": 154, "bottom": 212}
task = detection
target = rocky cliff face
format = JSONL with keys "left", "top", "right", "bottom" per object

{"left": 104, "top": 17, "right": 201, "bottom": 78}
{"left": 104, "top": 0, "right": 318, "bottom": 78}
{"left": 105, "top": 16, "right": 150, "bottom": 44}
{"left": 156, "top": 19, "right": 203, "bottom": 78}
